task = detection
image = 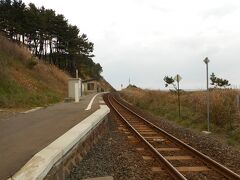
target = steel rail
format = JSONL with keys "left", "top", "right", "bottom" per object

{"left": 112, "top": 95, "right": 240, "bottom": 180}
{"left": 107, "top": 95, "right": 187, "bottom": 180}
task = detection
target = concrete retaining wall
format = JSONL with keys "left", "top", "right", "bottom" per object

{"left": 11, "top": 105, "right": 110, "bottom": 180}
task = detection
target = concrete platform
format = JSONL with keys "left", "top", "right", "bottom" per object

{"left": 0, "top": 93, "right": 107, "bottom": 180}
{"left": 11, "top": 105, "right": 110, "bottom": 180}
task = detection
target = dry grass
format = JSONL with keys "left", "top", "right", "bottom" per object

{"left": 0, "top": 35, "right": 31, "bottom": 65}
{"left": 122, "top": 87, "right": 240, "bottom": 146}
{"left": 0, "top": 35, "right": 70, "bottom": 108}
{"left": 183, "top": 90, "right": 239, "bottom": 127}
{"left": 34, "top": 61, "right": 69, "bottom": 94}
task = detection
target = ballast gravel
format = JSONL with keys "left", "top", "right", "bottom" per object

{"left": 69, "top": 108, "right": 155, "bottom": 180}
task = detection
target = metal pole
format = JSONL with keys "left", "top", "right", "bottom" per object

{"left": 206, "top": 63, "right": 210, "bottom": 132}
{"left": 177, "top": 80, "right": 180, "bottom": 119}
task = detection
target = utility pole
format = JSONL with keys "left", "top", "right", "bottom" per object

{"left": 203, "top": 57, "right": 210, "bottom": 132}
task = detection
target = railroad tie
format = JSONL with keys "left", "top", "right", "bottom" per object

{"left": 157, "top": 148, "right": 181, "bottom": 152}
{"left": 164, "top": 156, "right": 193, "bottom": 160}
{"left": 176, "top": 166, "right": 209, "bottom": 172}
{"left": 136, "top": 147, "right": 144, "bottom": 151}
{"left": 142, "top": 156, "right": 154, "bottom": 160}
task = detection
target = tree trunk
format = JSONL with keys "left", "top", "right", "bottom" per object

{"left": 44, "top": 40, "right": 47, "bottom": 59}
{"left": 22, "top": 34, "right": 25, "bottom": 44}
{"left": 49, "top": 39, "right": 53, "bottom": 64}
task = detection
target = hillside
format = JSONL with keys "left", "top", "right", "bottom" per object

{"left": 98, "top": 78, "right": 115, "bottom": 92}
{"left": 0, "top": 35, "right": 70, "bottom": 108}
{"left": 0, "top": 0, "right": 102, "bottom": 79}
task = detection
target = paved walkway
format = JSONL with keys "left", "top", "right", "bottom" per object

{"left": 0, "top": 93, "right": 105, "bottom": 180}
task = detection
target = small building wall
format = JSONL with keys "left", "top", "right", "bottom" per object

{"left": 68, "top": 78, "right": 82, "bottom": 99}
{"left": 82, "top": 79, "right": 104, "bottom": 94}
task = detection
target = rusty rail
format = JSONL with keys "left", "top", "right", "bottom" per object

{"left": 107, "top": 94, "right": 240, "bottom": 180}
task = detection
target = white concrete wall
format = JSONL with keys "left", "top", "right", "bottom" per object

{"left": 68, "top": 79, "right": 82, "bottom": 99}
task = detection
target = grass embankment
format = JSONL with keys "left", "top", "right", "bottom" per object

{"left": 121, "top": 87, "right": 240, "bottom": 147}
{"left": 0, "top": 35, "right": 70, "bottom": 109}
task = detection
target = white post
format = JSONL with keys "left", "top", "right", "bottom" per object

{"left": 76, "top": 69, "right": 78, "bottom": 78}
{"left": 75, "top": 83, "right": 79, "bottom": 103}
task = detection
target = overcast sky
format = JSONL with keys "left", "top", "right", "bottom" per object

{"left": 24, "top": 0, "right": 240, "bottom": 90}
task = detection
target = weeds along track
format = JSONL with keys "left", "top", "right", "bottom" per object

{"left": 106, "top": 94, "right": 240, "bottom": 180}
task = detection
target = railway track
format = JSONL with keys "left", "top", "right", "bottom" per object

{"left": 106, "top": 94, "right": 240, "bottom": 180}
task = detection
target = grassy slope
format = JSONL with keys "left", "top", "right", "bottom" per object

{"left": 0, "top": 35, "right": 70, "bottom": 108}
{"left": 121, "top": 87, "right": 240, "bottom": 148}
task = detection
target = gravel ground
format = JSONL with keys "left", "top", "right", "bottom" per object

{"left": 69, "top": 107, "right": 155, "bottom": 180}
{"left": 117, "top": 95, "right": 240, "bottom": 175}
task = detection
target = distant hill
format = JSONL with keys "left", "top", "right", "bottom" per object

{"left": 0, "top": 35, "right": 70, "bottom": 108}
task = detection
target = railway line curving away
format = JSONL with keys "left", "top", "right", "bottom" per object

{"left": 106, "top": 93, "right": 240, "bottom": 180}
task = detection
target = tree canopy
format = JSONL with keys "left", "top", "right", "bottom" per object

{"left": 0, "top": 0, "right": 102, "bottom": 78}
{"left": 210, "top": 73, "right": 231, "bottom": 88}
{"left": 164, "top": 76, "right": 177, "bottom": 90}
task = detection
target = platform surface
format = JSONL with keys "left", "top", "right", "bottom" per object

{"left": 0, "top": 93, "right": 105, "bottom": 180}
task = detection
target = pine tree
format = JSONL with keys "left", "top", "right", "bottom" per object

{"left": 0, "top": 0, "right": 102, "bottom": 78}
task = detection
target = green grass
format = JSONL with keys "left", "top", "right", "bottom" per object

{"left": 0, "top": 75, "right": 61, "bottom": 108}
